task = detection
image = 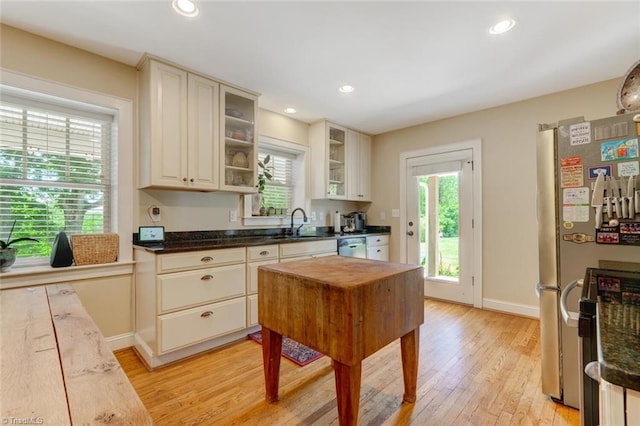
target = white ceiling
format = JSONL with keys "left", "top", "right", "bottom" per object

{"left": 1, "top": 1, "right": 639, "bottom": 135}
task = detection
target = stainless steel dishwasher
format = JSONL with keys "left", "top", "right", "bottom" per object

{"left": 338, "top": 237, "right": 366, "bottom": 258}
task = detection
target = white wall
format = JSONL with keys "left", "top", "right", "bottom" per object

{"left": 370, "top": 79, "right": 623, "bottom": 314}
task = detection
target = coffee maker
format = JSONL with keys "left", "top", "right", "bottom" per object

{"left": 345, "top": 211, "right": 366, "bottom": 232}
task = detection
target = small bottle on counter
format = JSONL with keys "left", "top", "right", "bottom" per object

{"left": 334, "top": 211, "right": 341, "bottom": 234}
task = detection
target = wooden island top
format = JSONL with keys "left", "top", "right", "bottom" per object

{"left": 258, "top": 255, "right": 424, "bottom": 425}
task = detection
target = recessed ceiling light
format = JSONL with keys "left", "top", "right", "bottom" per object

{"left": 489, "top": 19, "right": 515, "bottom": 35}
{"left": 172, "top": 0, "right": 199, "bottom": 17}
{"left": 284, "top": 107, "right": 297, "bottom": 114}
{"left": 339, "top": 85, "right": 355, "bottom": 93}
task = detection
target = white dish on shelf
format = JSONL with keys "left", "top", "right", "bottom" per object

{"left": 225, "top": 108, "right": 243, "bottom": 118}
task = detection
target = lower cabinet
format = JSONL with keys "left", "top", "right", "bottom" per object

{"left": 600, "top": 379, "right": 640, "bottom": 426}
{"left": 246, "top": 244, "right": 279, "bottom": 327}
{"left": 134, "top": 246, "right": 247, "bottom": 368}
{"left": 366, "top": 235, "right": 389, "bottom": 261}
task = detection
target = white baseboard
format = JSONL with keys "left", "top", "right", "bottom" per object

{"left": 482, "top": 298, "right": 539, "bottom": 319}
{"left": 106, "top": 332, "right": 135, "bottom": 351}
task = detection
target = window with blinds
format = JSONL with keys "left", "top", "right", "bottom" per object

{"left": 259, "top": 149, "right": 294, "bottom": 213}
{"left": 0, "top": 93, "right": 114, "bottom": 260}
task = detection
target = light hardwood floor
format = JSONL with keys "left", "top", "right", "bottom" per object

{"left": 116, "top": 299, "right": 580, "bottom": 425}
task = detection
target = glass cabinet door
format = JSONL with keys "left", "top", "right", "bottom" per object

{"left": 220, "top": 85, "right": 258, "bottom": 193}
{"left": 327, "top": 124, "right": 346, "bottom": 199}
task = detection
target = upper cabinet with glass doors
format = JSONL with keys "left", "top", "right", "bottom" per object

{"left": 310, "top": 121, "right": 347, "bottom": 199}
{"left": 220, "top": 86, "right": 258, "bottom": 193}
{"left": 310, "top": 121, "right": 371, "bottom": 201}
{"left": 137, "top": 55, "right": 259, "bottom": 193}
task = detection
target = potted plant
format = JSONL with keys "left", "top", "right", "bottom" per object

{"left": 253, "top": 155, "right": 272, "bottom": 216}
{"left": 0, "top": 220, "right": 39, "bottom": 272}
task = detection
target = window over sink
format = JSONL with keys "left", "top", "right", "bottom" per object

{"left": 243, "top": 136, "right": 309, "bottom": 225}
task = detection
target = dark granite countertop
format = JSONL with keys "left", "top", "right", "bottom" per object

{"left": 597, "top": 301, "right": 640, "bottom": 392}
{"left": 133, "top": 226, "right": 390, "bottom": 254}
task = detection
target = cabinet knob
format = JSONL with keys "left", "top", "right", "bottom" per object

{"left": 200, "top": 311, "right": 214, "bottom": 318}
{"left": 260, "top": 250, "right": 269, "bottom": 256}
{"left": 183, "top": 177, "right": 188, "bottom": 182}
{"left": 201, "top": 256, "right": 213, "bottom": 262}
{"left": 190, "top": 178, "right": 194, "bottom": 182}
{"left": 201, "top": 274, "right": 214, "bottom": 281}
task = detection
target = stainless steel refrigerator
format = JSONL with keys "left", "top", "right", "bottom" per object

{"left": 536, "top": 113, "right": 640, "bottom": 412}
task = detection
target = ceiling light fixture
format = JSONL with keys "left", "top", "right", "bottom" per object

{"left": 489, "top": 18, "right": 515, "bottom": 35}
{"left": 339, "top": 85, "right": 355, "bottom": 93}
{"left": 284, "top": 107, "right": 297, "bottom": 114}
{"left": 172, "top": 0, "right": 199, "bottom": 17}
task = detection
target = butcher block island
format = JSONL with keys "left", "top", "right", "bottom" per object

{"left": 258, "top": 256, "right": 424, "bottom": 426}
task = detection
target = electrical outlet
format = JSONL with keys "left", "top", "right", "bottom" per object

{"left": 311, "top": 211, "right": 317, "bottom": 221}
{"left": 380, "top": 211, "right": 386, "bottom": 221}
{"left": 392, "top": 209, "right": 400, "bottom": 218}
{"left": 149, "top": 206, "right": 161, "bottom": 222}
{"left": 229, "top": 209, "right": 238, "bottom": 222}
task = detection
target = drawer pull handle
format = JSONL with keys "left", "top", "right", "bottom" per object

{"left": 200, "top": 311, "right": 214, "bottom": 318}
{"left": 260, "top": 250, "right": 269, "bottom": 256}
{"left": 201, "top": 274, "right": 214, "bottom": 281}
{"left": 377, "top": 249, "right": 381, "bottom": 252}
{"left": 201, "top": 256, "right": 213, "bottom": 262}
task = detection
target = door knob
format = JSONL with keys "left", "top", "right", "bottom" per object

{"left": 407, "top": 231, "right": 414, "bottom": 236}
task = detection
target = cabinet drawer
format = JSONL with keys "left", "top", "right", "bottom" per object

{"left": 247, "top": 245, "right": 278, "bottom": 262}
{"left": 158, "top": 298, "right": 246, "bottom": 353}
{"left": 247, "top": 259, "right": 278, "bottom": 294}
{"left": 367, "top": 245, "right": 389, "bottom": 261}
{"left": 279, "top": 239, "right": 337, "bottom": 258}
{"left": 157, "top": 247, "right": 245, "bottom": 273}
{"left": 366, "top": 235, "right": 389, "bottom": 247}
{"left": 159, "top": 264, "right": 246, "bottom": 313}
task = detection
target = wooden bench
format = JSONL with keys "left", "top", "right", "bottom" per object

{"left": 1, "top": 283, "right": 153, "bottom": 425}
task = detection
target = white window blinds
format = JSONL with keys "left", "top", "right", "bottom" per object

{"left": 0, "top": 93, "right": 113, "bottom": 259}
{"left": 259, "top": 149, "right": 294, "bottom": 212}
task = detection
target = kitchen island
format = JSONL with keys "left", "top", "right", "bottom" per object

{"left": 258, "top": 256, "right": 423, "bottom": 426}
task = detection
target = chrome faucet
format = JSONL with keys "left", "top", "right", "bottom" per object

{"left": 290, "top": 207, "right": 308, "bottom": 235}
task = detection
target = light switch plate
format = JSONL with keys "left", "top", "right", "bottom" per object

{"left": 229, "top": 209, "right": 238, "bottom": 222}
{"left": 392, "top": 209, "right": 400, "bottom": 218}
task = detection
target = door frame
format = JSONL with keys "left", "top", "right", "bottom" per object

{"left": 399, "top": 139, "right": 483, "bottom": 308}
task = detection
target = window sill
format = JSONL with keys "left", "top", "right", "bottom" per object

{"left": 0, "top": 261, "right": 135, "bottom": 290}
{"left": 242, "top": 216, "right": 310, "bottom": 227}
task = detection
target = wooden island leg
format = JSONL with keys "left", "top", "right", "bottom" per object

{"left": 333, "top": 360, "right": 362, "bottom": 426}
{"left": 400, "top": 328, "right": 419, "bottom": 403}
{"left": 261, "top": 326, "right": 283, "bottom": 403}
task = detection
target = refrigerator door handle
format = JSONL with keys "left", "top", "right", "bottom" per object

{"left": 560, "top": 278, "right": 583, "bottom": 327}
{"left": 535, "top": 282, "right": 560, "bottom": 299}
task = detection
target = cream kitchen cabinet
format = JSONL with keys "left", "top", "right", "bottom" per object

{"left": 220, "top": 85, "right": 259, "bottom": 193}
{"left": 138, "top": 58, "right": 220, "bottom": 191}
{"left": 599, "top": 379, "right": 640, "bottom": 426}
{"left": 134, "top": 246, "right": 247, "bottom": 368}
{"left": 347, "top": 130, "right": 372, "bottom": 201}
{"left": 310, "top": 121, "right": 348, "bottom": 200}
{"left": 279, "top": 239, "right": 338, "bottom": 261}
{"left": 366, "top": 235, "right": 389, "bottom": 261}
{"left": 246, "top": 245, "right": 279, "bottom": 327}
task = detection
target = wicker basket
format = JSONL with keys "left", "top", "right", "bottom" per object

{"left": 71, "top": 233, "right": 119, "bottom": 265}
